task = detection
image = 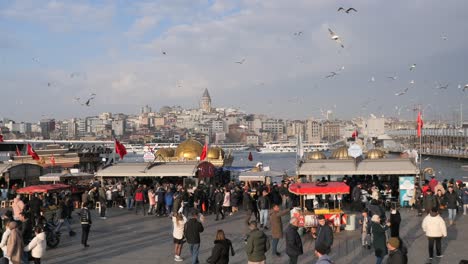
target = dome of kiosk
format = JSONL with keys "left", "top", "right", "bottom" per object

{"left": 207, "top": 147, "right": 225, "bottom": 160}
{"left": 155, "top": 148, "right": 175, "bottom": 158}
{"left": 175, "top": 139, "right": 203, "bottom": 159}
{"left": 366, "top": 149, "right": 385, "bottom": 159}
{"left": 330, "top": 146, "right": 351, "bottom": 160}
{"left": 307, "top": 151, "right": 327, "bottom": 160}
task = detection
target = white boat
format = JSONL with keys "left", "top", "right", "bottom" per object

{"left": 212, "top": 143, "right": 249, "bottom": 151}
{"left": 123, "top": 144, "right": 145, "bottom": 155}
{"left": 258, "top": 141, "right": 330, "bottom": 153}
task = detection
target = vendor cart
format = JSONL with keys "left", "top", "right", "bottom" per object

{"left": 288, "top": 182, "right": 350, "bottom": 232}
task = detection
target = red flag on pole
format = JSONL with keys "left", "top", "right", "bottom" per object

{"left": 50, "top": 154, "right": 56, "bottom": 166}
{"left": 200, "top": 143, "right": 208, "bottom": 161}
{"left": 114, "top": 139, "right": 127, "bottom": 159}
{"left": 0, "top": 135, "right": 3, "bottom": 142}
{"left": 15, "top": 145, "right": 21, "bottom": 156}
{"left": 351, "top": 130, "right": 358, "bottom": 139}
{"left": 27, "top": 144, "right": 40, "bottom": 160}
{"left": 417, "top": 111, "right": 423, "bottom": 137}
{"left": 248, "top": 152, "right": 253, "bottom": 161}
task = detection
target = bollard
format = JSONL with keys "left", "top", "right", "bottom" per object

{"left": 345, "top": 214, "right": 356, "bottom": 231}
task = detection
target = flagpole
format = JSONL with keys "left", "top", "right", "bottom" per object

{"left": 419, "top": 105, "right": 423, "bottom": 185}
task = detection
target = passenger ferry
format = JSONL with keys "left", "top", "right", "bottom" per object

{"left": 212, "top": 143, "right": 249, "bottom": 151}
{"left": 124, "top": 144, "right": 145, "bottom": 155}
{"left": 258, "top": 141, "right": 330, "bottom": 153}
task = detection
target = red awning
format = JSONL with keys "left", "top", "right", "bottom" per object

{"left": 17, "top": 184, "right": 70, "bottom": 194}
{"left": 288, "top": 182, "right": 350, "bottom": 195}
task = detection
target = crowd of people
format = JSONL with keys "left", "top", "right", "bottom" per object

{"left": 0, "top": 174, "right": 466, "bottom": 264}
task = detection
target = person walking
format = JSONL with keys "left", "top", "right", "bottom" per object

{"left": 245, "top": 221, "right": 269, "bottom": 264}
{"left": 314, "top": 243, "right": 333, "bottom": 264}
{"left": 352, "top": 183, "right": 363, "bottom": 211}
{"left": 147, "top": 187, "right": 156, "bottom": 215}
{"left": 98, "top": 186, "right": 107, "bottom": 219}
{"left": 222, "top": 188, "right": 231, "bottom": 216}
{"left": 313, "top": 215, "right": 333, "bottom": 255}
{"left": 80, "top": 201, "right": 92, "bottom": 248}
{"left": 214, "top": 189, "right": 225, "bottom": 221}
{"left": 207, "top": 229, "right": 235, "bottom": 264}
{"left": 172, "top": 212, "right": 186, "bottom": 262}
{"left": 389, "top": 206, "right": 401, "bottom": 238}
{"left": 124, "top": 182, "right": 135, "bottom": 210}
{"left": 384, "top": 237, "right": 404, "bottom": 264}
{"left": 370, "top": 214, "right": 390, "bottom": 264}
{"left": 270, "top": 204, "right": 290, "bottom": 256}
{"left": 134, "top": 186, "right": 146, "bottom": 216}
{"left": 462, "top": 183, "right": 468, "bottom": 215}
{"left": 359, "top": 208, "right": 372, "bottom": 249}
{"left": 184, "top": 210, "right": 205, "bottom": 264}
{"left": 24, "top": 226, "right": 46, "bottom": 264}
{"left": 6, "top": 221, "right": 23, "bottom": 264}
{"left": 423, "top": 189, "right": 438, "bottom": 214}
{"left": 258, "top": 190, "right": 270, "bottom": 229}
{"left": 422, "top": 207, "right": 447, "bottom": 260}
{"left": 445, "top": 185, "right": 461, "bottom": 225}
{"left": 11, "top": 195, "right": 24, "bottom": 221}
{"left": 285, "top": 217, "right": 303, "bottom": 264}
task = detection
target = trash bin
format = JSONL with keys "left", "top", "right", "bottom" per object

{"left": 345, "top": 214, "right": 356, "bottom": 231}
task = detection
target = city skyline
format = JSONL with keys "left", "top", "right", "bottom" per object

{"left": 1, "top": 1, "right": 467, "bottom": 121}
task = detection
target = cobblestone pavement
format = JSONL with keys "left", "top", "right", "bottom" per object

{"left": 42, "top": 207, "right": 467, "bottom": 264}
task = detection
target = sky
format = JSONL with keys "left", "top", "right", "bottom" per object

{"left": 0, "top": 0, "right": 467, "bottom": 122}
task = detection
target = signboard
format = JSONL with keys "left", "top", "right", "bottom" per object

{"left": 348, "top": 143, "right": 363, "bottom": 158}
{"left": 143, "top": 152, "right": 155, "bottom": 163}
{"left": 399, "top": 176, "right": 415, "bottom": 207}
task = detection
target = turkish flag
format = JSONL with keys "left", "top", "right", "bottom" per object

{"left": 0, "top": 135, "right": 3, "bottom": 142}
{"left": 15, "top": 145, "right": 21, "bottom": 156}
{"left": 248, "top": 152, "right": 253, "bottom": 161}
{"left": 50, "top": 154, "right": 56, "bottom": 166}
{"left": 417, "top": 111, "right": 423, "bottom": 137}
{"left": 114, "top": 139, "right": 127, "bottom": 159}
{"left": 27, "top": 144, "right": 40, "bottom": 160}
{"left": 351, "top": 130, "right": 358, "bottom": 139}
{"left": 200, "top": 143, "right": 208, "bottom": 161}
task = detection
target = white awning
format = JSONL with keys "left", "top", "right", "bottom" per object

{"left": 96, "top": 162, "right": 198, "bottom": 177}
{"left": 299, "top": 159, "right": 418, "bottom": 176}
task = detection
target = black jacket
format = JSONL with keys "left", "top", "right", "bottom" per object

{"left": 184, "top": 218, "right": 204, "bottom": 244}
{"left": 207, "top": 239, "right": 234, "bottom": 264}
{"left": 257, "top": 196, "right": 270, "bottom": 210}
{"left": 386, "top": 248, "right": 405, "bottom": 264}
{"left": 80, "top": 207, "right": 92, "bottom": 225}
{"left": 444, "top": 191, "right": 460, "bottom": 209}
{"left": 29, "top": 197, "right": 42, "bottom": 215}
{"left": 285, "top": 224, "right": 303, "bottom": 257}
{"left": 352, "top": 186, "right": 362, "bottom": 202}
{"left": 390, "top": 211, "right": 401, "bottom": 238}
{"left": 316, "top": 224, "right": 333, "bottom": 254}
{"left": 243, "top": 192, "right": 253, "bottom": 211}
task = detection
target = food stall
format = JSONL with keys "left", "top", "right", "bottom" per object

{"left": 17, "top": 183, "right": 71, "bottom": 220}
{"left": 289, "top": 182, "right": 350, "bottom": 232}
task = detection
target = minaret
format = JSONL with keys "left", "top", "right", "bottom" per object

{"left": 200, "top": 88, "right": 212, "bottom": 112}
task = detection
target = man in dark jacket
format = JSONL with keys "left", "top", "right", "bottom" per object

{"left": 29, "top": 194, "right": 42, "bottom": 225}
{"left": 245, "top": 220, "right": 269, "bottom": 263}
{"left": 313, "top": 215, "right": 333, "bottom": 254}
{"left": 184, "top": 210, "right": 205, "bottom": 264}
{"left": 214, "top": 189, "right": 225, "bottom": 221}
{"left": 80, "top": 201, "right": 92, "bottom": 248}
{"left": 445, "top": 186, "right": 461, "bottom": 225}
{"left": 423, "top": 189, "right": 438, "bottom": 213}
{"left": 285, "top": 217, "right": 303, "bottom": 264}
{"left": 385, "top": 237, "right": 405, "bottom": 264}
{"left": 257, "top": 190, "right": 270, "bottom": 229}
{"left": 352, "top": 183, "right": 362, "bottom": 211}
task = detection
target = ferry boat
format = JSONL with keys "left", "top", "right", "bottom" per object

{"left": 212, "top": 143, "right": 249, "bottom": 151}
{"left": 124, "top": 144, "right": 145, "bottom": 155}
{"left": 258, "top": 141, "right": 330, "bottom": 153}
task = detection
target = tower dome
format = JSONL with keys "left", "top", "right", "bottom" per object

{"left": 330, "top": 146, "right": 351, "bottom": 160}
{"left": 366, "top": 149, "right": 385, "bottom": 159}
{"left": 175, "top": 139, "right": 203, "bottom": 160}
{"left": 207, "top": 147, "right": 225, "bottom": 160}
{"left": 307, "top": 151, "right": 327, "bottom": 160}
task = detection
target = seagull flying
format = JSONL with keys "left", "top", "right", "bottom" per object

{"left": 441, "top": 34, "right": 448, "bottom": 40}
{"left": 464, "top": 84, "right": 468, "bottom": 92}
{"left": 162, "top": 51, "right": 167, "bottom": 55}
{"left": 409, "top": 64, "right": 416, "bottom": 71}
{"left": 235, "top": 58, "right": 246, "bottom": 64}
{"left": 410, "top": 80, "right": 415, "bottom": 85}
{"left": 436, "top": 82, "right": 449, "bottom": 89}
{"left": 325, "top": 72, "right": 338, "bottom": 78}
{"left": 293, "top": 31, "right": 303, "bottom": 36}
{"left": 338, "top": 7, "right": 357, "bottom": 13}
{"left": 387, "top": 75, "right": 398, "bottom": 80}
{"left": 82, "top": 97, "right": 94, "bottom": 107}
{"left": 328, "top": 28, "right": 344, "bottom": 48}
{"left": 395, "top": 88, "right": 409, "bottom": 96}
{"left": 369, "top": 76, "right": 375, "bottom": 82}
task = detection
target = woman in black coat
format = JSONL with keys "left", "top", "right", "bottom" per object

{"left": 207, "top": 229, "right": 235, "bottom": 264}
{"left": 389, "top": 207, "right": 401, "bottom": 238}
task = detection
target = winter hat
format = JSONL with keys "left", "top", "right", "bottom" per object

{"left": 387, "top": 237, "right": 400, "bottom": 248}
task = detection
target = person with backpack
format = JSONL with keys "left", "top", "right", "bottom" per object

{"left": 80, "top": 201, "right": 92, "bottom": 248}
{"left": 134, "top": 186, "right": 146, "bottom": 216}
{"left": 245, "top": 220, "right": 270, "bottom": 264}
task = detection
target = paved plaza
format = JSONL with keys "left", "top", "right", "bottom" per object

{"left": 42, "top": 207, "right": 467, "bottom": 264}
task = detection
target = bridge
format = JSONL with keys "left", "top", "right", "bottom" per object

{"left": 386, "top": 128, "right": 468, "bottom": 159}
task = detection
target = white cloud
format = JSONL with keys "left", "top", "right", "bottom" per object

{"left": 125, "top": 16, "right": 160, "bottom": 37}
